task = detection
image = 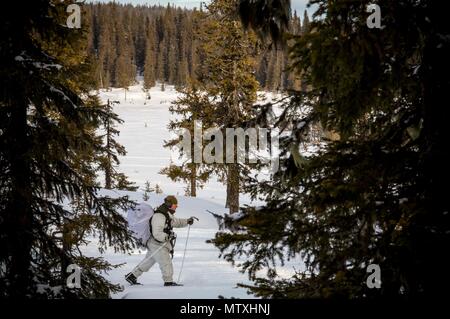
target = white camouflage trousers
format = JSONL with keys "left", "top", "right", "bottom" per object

{"left": 131, "top": 238, "right": 174, "bottom": 283}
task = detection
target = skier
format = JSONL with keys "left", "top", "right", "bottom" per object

{"left": 125, "top": 195, "right": 195, "bottom": 286}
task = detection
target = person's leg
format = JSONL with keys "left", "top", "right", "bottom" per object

{"left": 131, "top": 246, "right": 157, "bottom": 278}
{"left": 153, "top": 246, "right": 174, "bottom": 283}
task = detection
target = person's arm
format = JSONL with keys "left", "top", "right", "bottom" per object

{"left": 151, "top": 213, "right": 169, "bottom": 242}
{"left": 172, "top": 216, "right": 189, "bottom": 228}
{"left": 172, "top": 216, "right": 198, "bottom": 228}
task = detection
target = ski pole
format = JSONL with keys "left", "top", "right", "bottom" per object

{"left": 177, "top": 224, "right": 191, "bottom": 283}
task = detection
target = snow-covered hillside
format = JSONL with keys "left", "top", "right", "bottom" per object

{"left": 97, "top": 82, "right": 279, "bottom": 206}
{"left": 89, "top": 82, "right": 302, "bottom": 298}
{"left": 100, "top": 80, "right": 263, "bottom": 207}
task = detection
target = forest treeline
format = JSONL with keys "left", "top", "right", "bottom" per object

{"left": 84, "top": 2, "right": 308, "bottom": 91}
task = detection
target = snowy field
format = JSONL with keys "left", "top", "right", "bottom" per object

{"left": 98, "top": 81, "right": 279, "bottom": 205}
{"left": 89, "top": 82, "right": 302, "bottom": 299}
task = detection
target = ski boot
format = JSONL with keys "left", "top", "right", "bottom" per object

{"left": 125, "top": 272, "right": 142, "bottom": 285}
{"left": 164, "top": 282, "right": 183, "bottom": 287}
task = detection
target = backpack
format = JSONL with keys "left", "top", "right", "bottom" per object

{"left": 127, "top": 202, "right": 155, "bottom": 248}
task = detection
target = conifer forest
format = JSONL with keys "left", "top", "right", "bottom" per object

{"left": 0, "top": 0, "right": 449, "bottom": 308}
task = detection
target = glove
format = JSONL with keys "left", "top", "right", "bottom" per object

{"left": 187, "top": 216, "right": 199, "bottom": 225}
{"left": 187, "top": 217, "right": 197, "bottom": 225}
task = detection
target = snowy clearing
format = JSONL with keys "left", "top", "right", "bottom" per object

{"left": 88, "top": 82, "right": 302, "bottom": 299}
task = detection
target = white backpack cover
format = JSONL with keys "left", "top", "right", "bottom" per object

{"left": 127, "top": 202, "right": 154, "bottom": 247}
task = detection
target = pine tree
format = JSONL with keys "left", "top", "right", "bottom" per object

{"left": 113, "top": 8, "right": 136, "bottom": 97}
{"left": 161, "top": 83, "right": 214, "bottom": 197}
{"left": 142, "top": 181, "right": 154, "bottom": 201}
{"left": 212, "top": 0, "right": 450, "bottom": 299}
{"left": 154, "top": 184, "right": 163, "bottom": 194}
{"left": 114, "top": 173, "right": 139, "bottom": 191}
{"left": 132, "top": 9, "right": 146, "bottom": 75}
{"left": 302, "top": 9, "right": 310, "bottom": 34}
{"left": 197, "top": 0, "right": 260, "bottom": 213}
{"left": 266, "top": 49, "right": 282, "bottom": 91}
{"left": 84, "top": 2, "right": 296, "bottom": 90}
{"left": 102, "top": 99, "right": 122, "bottom": 189}
{"left": 98, "top": 99, "right": 135, "bottom": 191}
{"left": 238, "top": 0, "right": 291, "bottom": 46}
{"left": 96, "top": 3, "right": 115, "bottom": 88}
{"left": 0, "top": 0, "right": 136, "bottom": 297}
{"left": 143, "top": 17, "right": 156, "bottom": 90}
{"left": 155, "top": 15, "right": 166, "bottom": 82}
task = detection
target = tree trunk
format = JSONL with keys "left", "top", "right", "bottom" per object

{"left": 228, "top": 163, "right": 240, "bottom": 214}
{"left": 225, "top": 171, "right": 230, "bottom": 208}
{"left": 190, "top": 164, "right": 197, "bottom": 197}
{"left": 105, "top": 100, "right": 112, "bottom": 189}
{"left": 99, "top": 69, "right": 103, "bottom": 88}
{"left": 61, "top": 221, "right": 71, "bottom": 287}
{"left": 226, "top": 61, "right": 240, "bottom": 213}
{"left": 105, "top": 160, "right": 112, "bottom": 189}
{"left": 6, "top": 97, "right": 34, "bottom": 296}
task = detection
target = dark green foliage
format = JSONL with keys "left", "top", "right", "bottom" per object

{"left": 238, "top": 0, "right": 291, "bottom": 45}
{"left": 142, "top": 180, "right": 154, "bottom": 201}
{"left": 143, "top": 17, "right": 157, "bottom": 90}
{"left": 0, "top": 0, "right": 136, "bottom": 298}
{"left": 97, "top": 99, "right": 137, "bottom": 191}
{"left": 85, "top": 2, "right": 299, "bottom": 92}
{"left": 196, "top": 0, "right": 260, "bottom": 213}
{"left": 161, "top": 83, "right": 214, "bottom": 197}
{"left": 212, "top": 0, "right": 450, "bottom": 299}
{"left": 163, "top": 0, "right": 262, "bottom": 211}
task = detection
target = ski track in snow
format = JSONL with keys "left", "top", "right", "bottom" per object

{"left": 87, "top": 82, "right": 302, "bottom": 299}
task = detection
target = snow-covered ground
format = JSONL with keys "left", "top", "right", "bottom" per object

{"left": 89, "top": 82, "right": 302, "bottom": 299}
{"left": 86, "top": 190, "right": 256, "bottom": 299}
{"left": 97, "top": 81, "right": 279, "bottom": 205}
